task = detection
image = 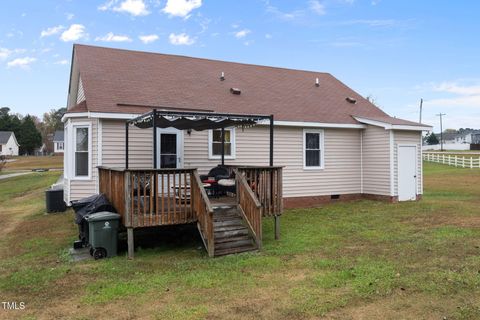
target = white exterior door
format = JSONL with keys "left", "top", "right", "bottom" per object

{"left": 156, "top": 128, "right": 184, "bottom": 194}
{"left": 398, "top": 145, "right": 417, "bottom": 201}
{"left": 156, "top": 128, "right": 184, "bottom": 169}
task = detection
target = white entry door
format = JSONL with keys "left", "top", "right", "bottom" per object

{"left": 398, "top": 145, "right": 417, "bottom": 201}
{"left": 156, "top": 128, "right": 184, "bottom": 169}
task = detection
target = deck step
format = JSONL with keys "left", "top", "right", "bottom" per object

{"left": 215, "top": 239, "right": 255, "bottom": 251}
{"left": 213, "top": 219, "right": 244, "bottom": 228}
{"left": 214, "top": 234, "right": 251, "bottom": 244}
{"left": 213, "top": 223, "right": 247, "bottom": 232}
{"left": 214, "top": 244, "right": 257, "bottom": 257}
{"left": 214, "top": 228, "right": 249, "bottom": 239}
{"left": 198, "top": 206, "right": 259, "bottom": 257}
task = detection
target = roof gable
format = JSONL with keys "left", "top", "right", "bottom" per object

{"left": 0, "top": 131, "right": 17, "bottom": 145}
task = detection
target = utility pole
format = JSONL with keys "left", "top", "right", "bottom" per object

{"left": 419, "top": 98, "right": 423, "bottom": 123}
{"left": 436, "top": 113, "right": 446, "bottom": 151}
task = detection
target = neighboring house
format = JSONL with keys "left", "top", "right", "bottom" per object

{"left": 53, "top": 130, "right": 65, "bottom": 154}
{"left": 0, "top": 131, "right": 19, "bottom": 156}
{"left": 62, "top": 44, "right": 431, "bottom": 206}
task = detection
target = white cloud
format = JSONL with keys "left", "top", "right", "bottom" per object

{"left": 40, "top": 25, "right": 64, "bottom": 38}
{"left": 99, "top": 0, "right": 150, "bottom": 16}
{"left": 0, "top": 48, "right": 12, "bottom": 60}
{"left": 95, "top": 32, "right": 132, "bottom": 42}
{"left": 163, "top": 0, "right": 202, "bottom": 18}
{"left": 55, "top": 59, "right": 69, "bottom": 65}
{"left": 266, "top": 4, "right": 304, "bottom": 21}
{"left": 115, "top": 0, "right": 150, "bottom": 16}
{"left": 0, "top": 48, "right": 26, "bottom": 60}
{"left": 99, "top": 0, "right": 115, "bottom": 11}
{"left": 60, "top": 24, "right": 87, "bottom": 42}
{"left": 7, "top": 57, "right": 36, "bottom": 69}
{"left": 168, "top": 33, "right": 195, "bottom": 45}
{"left": 432, "top": 82, "right": 480, "bottom": 96}
{"left": 139, "top": 34, "right": 159, "bottom": 44}
{"left": 309, "top": 0, "right": 326, "bottom": 15}
{"left": 234, "top": 29, "right": 250, "bottom": 39}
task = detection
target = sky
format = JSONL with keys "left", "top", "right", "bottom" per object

{"left": 1, "top": 0, "right": 480, "bottom": 132}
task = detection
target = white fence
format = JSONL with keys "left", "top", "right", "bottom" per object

{"left": 423, "top": 143, "right": 471, "bottom": 151}
{"left": 423, "top": 153, "right": 480, "bottom": 168}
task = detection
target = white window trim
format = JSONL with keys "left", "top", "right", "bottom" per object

{"left": 303, "top": 129, "right": 325, "bottom": 170}
{"left": 70, "top": 122, "right": 92, "bottom": 180}
{"left": 208, "top": 128, "right": 236, "bottom": 160}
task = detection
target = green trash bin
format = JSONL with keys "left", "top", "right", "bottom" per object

{"left": 85, "top": 211, "right": 121, "bottom": 259}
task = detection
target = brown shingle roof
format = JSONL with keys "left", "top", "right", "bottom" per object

{"left": 71, "top": 44, "right": 423, "bottom": 126}
{"left": 68, "top": 100, "right": 88, "bottom": 113}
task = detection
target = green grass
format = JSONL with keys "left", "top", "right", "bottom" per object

{"left": 0, "top": 162, "right": 480, "bottom": 319}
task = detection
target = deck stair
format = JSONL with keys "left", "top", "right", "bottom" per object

{"left": 211, "top": 205, "right": 257, "bottom": 257}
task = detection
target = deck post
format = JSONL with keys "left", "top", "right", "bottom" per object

{"left": 269, "top": 114, "right": 274, "bottom": 166}
{"left": 125, "top": 122, "right": 129, "bottom": 169}
{"left": 269, "top": 115, "right": 280, "bottom": 240}
{"left": 152, "top": 109, "right": 157, "bottom": 214}
{"left": 153, "top": 109, "right": 157, "bottom": 169}
{"left": 127, "top": 228, "right": 134, "bottom": 259}
{"left": 221, "top": 127, "right": 225, "bottom": 166}
{"left": 274, "top": 215, "right": 280, "bottom": 240}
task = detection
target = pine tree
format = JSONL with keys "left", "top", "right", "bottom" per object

{"left": 17, "top": 115, "right": 42, "bottom": 155}
{"left": 426, "top": 132, "right": 439, "bottom": 145}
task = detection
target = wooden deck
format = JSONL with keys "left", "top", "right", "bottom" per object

{"left": 98, "top": 166, "right": 283, "bottom": 257}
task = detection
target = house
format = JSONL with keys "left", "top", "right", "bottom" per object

{"left": 63, "top": 44, "right": 431, "bottom": 206}
{"left": 0, "top": 131, "right": 19, "bottom": 156}
{"left": 424, "top": 131, "right": 480, "bottom": 151}
{"left": 53, "top": 130, "right": 65, "bottom": 154}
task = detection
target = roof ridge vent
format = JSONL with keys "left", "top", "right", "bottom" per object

{"left": 346, "top": 97, "right": 357, "bottom": 104}
{"left": 220, "top": 71, "right": 225, "bottom": 81}
{"left": 230, "top": 88, "right": 241, "bottom": 95}
{"left": 315, "top": 77, "right": 320, "bottom": 87}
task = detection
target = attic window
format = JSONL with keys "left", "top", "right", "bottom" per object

{"left": 346, "top": 97, "right": 357, "bottom": 104}
{"left": 230, "top": 88, "right": 241, "bottom": 95}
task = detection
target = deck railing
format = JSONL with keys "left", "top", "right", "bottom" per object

{"left": 236, "top": 166, "right": 283, "bottom": 217}
{"left": 99, "top": 167, "right": 199, "bottom": 228}
{"left": 235, "top": 170, "right": 263, "bottom": 248}
{"left": 191, "top": 170, "right": 215, "bottom": 256}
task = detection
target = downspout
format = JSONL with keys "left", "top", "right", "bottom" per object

{"left": 360, "top": 130, "right": 363, "bottom": 194}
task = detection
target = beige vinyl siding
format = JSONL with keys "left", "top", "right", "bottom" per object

{"left": 96, "top": 121, "right": 362, "bottom": 198}
{"left": 362, "top": 125, "right": 391, "bottom": 196}
{"left": 185, "top": 126, "right": 361, "bottom": 197}
{"left": 276, "top": 127, "right": 361, "bottom": 197}
{"left": 393, "top": 130, "right": 422, "bottom": 196}
{"left": 76, "top": 77, "right": 85, "bottom": 104}
{"left": 102, "top": 120, "right": 153, "bottom": 169}
{"left": 68, "top": 118, "right": 98, "bottom": 201}
{"left": 184, "top": 126, "right": 269, "bottom": 173}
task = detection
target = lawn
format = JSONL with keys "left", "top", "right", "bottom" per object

{"left": 2, "top": 156, "right": 63, "bottom": 171}
{"left": 1, "top": 163, "right": 480, "bottom": 319}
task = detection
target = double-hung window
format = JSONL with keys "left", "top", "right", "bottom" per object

{"left": 303, "top": 129, "right": 324, "bottom": 169}
{"left": 74, "top": 126, "right": 90, "bottom": 177}
{"left": 209, "top": 128, "right": 235, "bottom": 159}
